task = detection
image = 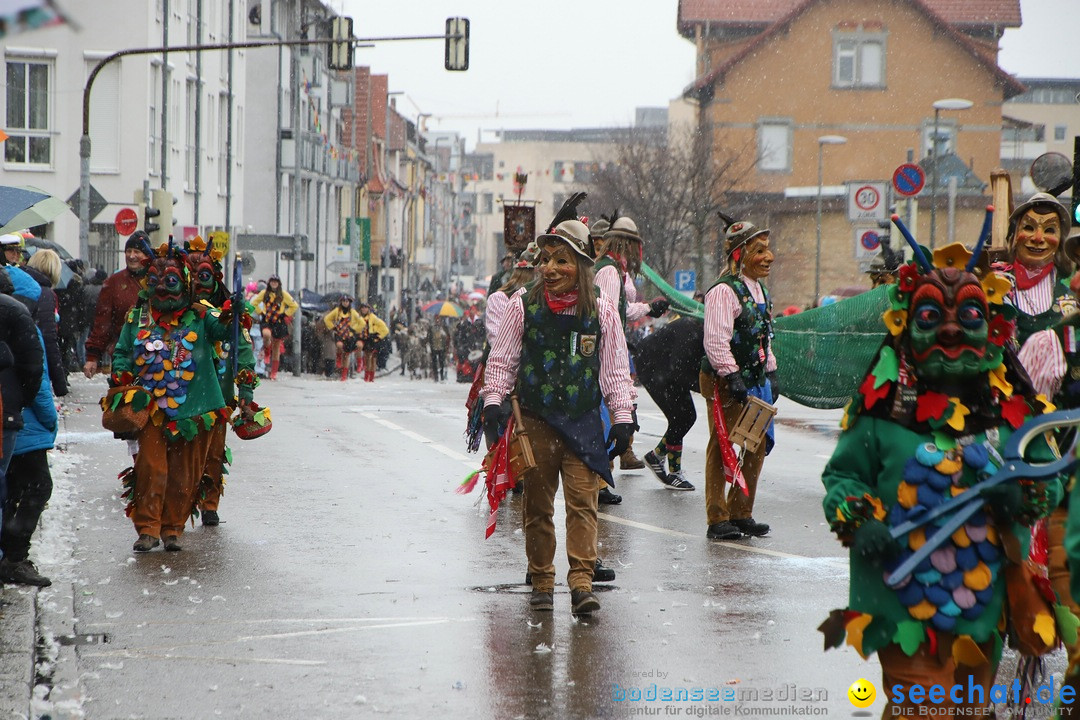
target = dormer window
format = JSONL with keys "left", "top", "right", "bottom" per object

{"left": 832, "top": 22, "right": 887, "bottom": 89}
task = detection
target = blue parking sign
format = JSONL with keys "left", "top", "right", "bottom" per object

{"left": 674, "top": 270, "right": 696, "bottom": 292}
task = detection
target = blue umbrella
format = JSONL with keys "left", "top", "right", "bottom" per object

{"left": 0, "top": 185, "right": 72, "bottom": 235}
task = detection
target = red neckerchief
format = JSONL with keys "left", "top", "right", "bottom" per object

{"left": 605, "top": 252, "right": 628, "bottom": 274}
{"left": 544, "top": 290, "right": 578, "bottom": 313}
{"left": 1012, "top": 262, "right": 1054, "bottom": 291}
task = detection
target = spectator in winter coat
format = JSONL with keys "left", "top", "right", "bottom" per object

{"left": 0, "top": 267, "right": 45, "bottom": 550}
{"left": 0, "top": 327, "right": 57, "bottom": 587}
{"left": 0, "top": 237, "right": 67, "bottom": 397}
{"left": 83, "top": 232, "right": 151, "bottom": 378}
{"left": 77, "top": 269, "right": 106, "bottom": 366}
{"left": 56, "top": 259, "right": 87, "bottom": 372}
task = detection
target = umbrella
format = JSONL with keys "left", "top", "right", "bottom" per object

{"left": 24, "top": 235, "right": 73, "bottom": 260}
{"left": 0, "top": 185, "right": 73, "bottom": 235}
{"left": 467, "top": 291, "right": 486, "bottom": 302}
{"left": 422, "top": 300, "right": 463, "bottom": 317}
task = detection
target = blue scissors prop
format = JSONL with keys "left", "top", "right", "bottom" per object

{"left": 885, "top": 409, "right": 1080, "bottom": 588}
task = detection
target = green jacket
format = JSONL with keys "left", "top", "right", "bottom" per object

{"left": 112, "top": 304, "right": 233, "bottom": 440}
{"left": 822, "top": 413, "right": 1060, "bottom": 657}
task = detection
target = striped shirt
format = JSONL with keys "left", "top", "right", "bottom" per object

{"left": 1017, "top": 328, "right": 1065, "bottom": 398}
{"left": 484, "top": 290, "right": 510, "bottom": 347}
{"left": 594, "top": 264, "right": 649, "bottom": 323}
{"left": 482, "top": 287, "right": 636, "bottom": 423}
{"left": 703, "top": 275, "right": 778, "bottom": 377}
{"left": 1009, "top": 270, "right": 1056, "bottom": 317}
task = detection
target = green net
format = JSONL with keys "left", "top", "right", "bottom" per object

{"left": 642, "top": 262, "right": 890, "bottom": 410}
{"left": 771, "top": 286, "right": 891, "bottom": 409}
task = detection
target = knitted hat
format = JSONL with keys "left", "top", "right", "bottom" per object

{"left": 124, "top": 231, "right": 151, "bottom": 253}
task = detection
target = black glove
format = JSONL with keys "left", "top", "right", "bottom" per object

{"left": 647, "top": 298, "right": 670, "bottom": 318}
{"left": 981, "top": 482, "right": 1023, "bottom": 518}
{"left": 852, "top": 519, "right": 900, "bottom": 564}
{"left": 766, "top": 371, "right": 780, "bottom": 401}
{"left": 723, "top": 372, "right": 748, "bottom": 404}
{"left": 483, "top": 404, "right": 509, "bottom": 439}
{"left": 607, "top": 422, "right": 635, "bottom": 459}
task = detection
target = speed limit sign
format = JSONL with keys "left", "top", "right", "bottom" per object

{"left": 847, "top": 181, "right": 888, "bottom": 222}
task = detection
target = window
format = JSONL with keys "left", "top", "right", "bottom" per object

{"left": 554, "top": 161, "right": 574, "bottom": 183}
{"left": 922, "top": 120, "right": 958, "bottom": 158}
{"left": 149, "top": 64, "right": 161, "bottom": 175}
{"left": 218, "top": 94, "right": 228, "bottom": 191}
{"left": 480, "top": 193, "right": 493, "bottom": 214}
{"left": 1055, "top": 125, "right": 1067, "bottom": 142}
{"left": 86, "top": 58, "right": 119, "bottom": 172}
{"left": 832, "top": 26, "right": 886, "bottom": 89}
{"left": 757, "top": 120, "right": 792, "bottom": 172}
{"left": 185, "top": 79, "right": 196, "bottom": 188}
{"left": 5, "top": 58, "right": 52, "bottom": 166}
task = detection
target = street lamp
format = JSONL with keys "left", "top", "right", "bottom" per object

{"left": 815, "top": 135, "right": 847, "bottom": 303}
{"left": 929, "top": 98, "right": 973, "bottom": 248}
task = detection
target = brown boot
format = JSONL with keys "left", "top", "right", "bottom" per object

{"left": 619, "top": 439, "right": 645, "bottom": 470}
{"left": 133, "top": 534, "right": 160, "bottom": 552}
{"left": 163, "top": 535, "right": 182, "bottom": 552}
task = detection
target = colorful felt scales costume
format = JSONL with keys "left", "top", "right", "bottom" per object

{"left": 820, "top": 211, "right": 1076, "bottom": 718}
{"left": 109, "top": 242, "right": 243, "bottom": 551}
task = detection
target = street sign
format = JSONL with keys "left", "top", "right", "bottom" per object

{"left": 847, "top": 182, "right": 887, "bottom": 222}
{"left": 280, "top": 251, "right": 314, "bottom": 261}
{"left": 114, "top": 207, "right": 138, "bottom": 236}
{"left": 209, "top": 230, "right": 230, "bottom": 256}
{"left": 893, "top": 163, "right": 926, "bottom": 197}
{"left": 326, "top": 260, "right": 363, "bottom": 273}
{"left": 67, "top": 184, "right": 108, "bottom": 225}
{"left": 673, "top": 270, "right": 696, "bottom": 292}
{"left": 854, "top": 227, "right": 882, "bottom": 259}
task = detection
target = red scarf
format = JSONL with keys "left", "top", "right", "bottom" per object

{"left": 544, "top": 290, "right": 578, "bottom": 313}
{"left": 1012, "top": 262, "right": 1054, "bottom": 291}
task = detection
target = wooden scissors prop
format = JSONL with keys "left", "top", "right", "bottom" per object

{"left": 885, "top": 409, "right": 1080, "bottom": 588}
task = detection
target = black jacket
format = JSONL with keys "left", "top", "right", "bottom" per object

{"left": 9, "top": 264, "right": 68, "bottom": 397}
{"left": 0, "top": 291, "right": 44, "bottom": 430}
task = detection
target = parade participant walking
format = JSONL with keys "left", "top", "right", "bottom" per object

{"left": 482, "top": 219, "right": 635, "bottom": 615}
{"left": 429, "top": 317, "right": 450, "bottom": 383}
{"left": 323, "top": 295, "right": 363, "bottom": 382}
{"left": 595, "top": 216, "right": 669, "bottom": 473}
{"left": 110, "top": 243, "right": 244, "bottom": 552}
{"left": 357, "top": 302, "right": 389, "bottom": 383}
{"left": 820, "top": 228, "right": 1066, "bottom": 717}
{"left": 250, "top": 275, "right": 297, "bottom": 380}
{"left": 84, "top": 232, "right": 152, "bottom": 378}
{"left": 700, "top": 221, "right": 777, "bottom": 540}
{"left": 184, "top": 237, "right": 257, "bottom": 527}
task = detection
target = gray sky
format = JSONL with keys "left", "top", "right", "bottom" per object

{"left": 338, "top": 0, "right": 1078, "bottom": 149}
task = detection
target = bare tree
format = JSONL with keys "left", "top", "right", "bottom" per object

{"left": 586, "top": 123, "right": 757, "bottom": 282}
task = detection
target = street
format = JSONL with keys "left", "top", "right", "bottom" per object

{"left": 11, "top": 369, "right": 1058, "bottom": 719}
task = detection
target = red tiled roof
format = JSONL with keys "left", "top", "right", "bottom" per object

{"left": 677, "top": 0, "right": 1021, "bottom": 31}
{"left": 684, "top": 0, "right": 1025, "bottom": 99}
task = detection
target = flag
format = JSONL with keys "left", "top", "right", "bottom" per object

{"left": 0, "top": 1, "right": 66, "bottom": 41}
{"left": 712, "top": 385, "right": 748, "bottom": 494}
{"left": 0, "top": 129, "right": 8, "bottom": 143}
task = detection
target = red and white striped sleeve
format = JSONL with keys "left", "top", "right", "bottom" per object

{"left": 1017, "top": 328, "right": 1065, "bottom": 399}
{"left": 624, "top": 273, "right": 649, "bottom": 321}
{"left": 703, "top": 282, "right": 741, "bottom": 376}
{"left": 597, "top": 294, "right": 636, "bottom": 422}
{"left": 482, "top": 289, "right": 526, "bottom": 408}
{"left": 484, "top": 290, "right": 509, "bottom": 347}
{"left": 594, "top": 265, "right": 621, "bottom": 305}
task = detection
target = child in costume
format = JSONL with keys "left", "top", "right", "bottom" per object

{"left": 820, "top": 214, "right": 1070, "bottom": 717}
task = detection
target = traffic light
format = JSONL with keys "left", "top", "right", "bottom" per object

{"left": 445, "top": 17, "right": 469, "bottom": 71}
{"left": 147, "top": 189, "right": 175, "bottom": 245}
{"left": 328, "top": 16, "right": 353, "bottom": 71}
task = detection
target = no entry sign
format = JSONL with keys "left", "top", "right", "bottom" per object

{"left": 893, "top": 163, "right": 925, "bottom": 197}
{"left": 114, "top": 207, "right": 138, "bottom": 236}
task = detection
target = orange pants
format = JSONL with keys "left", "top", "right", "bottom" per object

{"left": 198, "top": 421, "right": 229, "bottom": 512}
{"left": 877, "top": 633, "right": 997, "bottom": 719}
{"left": 131, "top": 422, "right": 213, "bottom": 538}
{"left": 700, "top": 371, "right": 766, "bottom": 525}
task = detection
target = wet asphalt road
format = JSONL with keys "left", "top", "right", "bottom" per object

{"left": 31, "top": 370, "right": 1052, "bottom": 719}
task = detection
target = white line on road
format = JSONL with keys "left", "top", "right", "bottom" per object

{"left": 83, "top": 651, "right": 327, "bottom": 667}
{"left": 361, "top": 411, "right": 477, "bottom": 469}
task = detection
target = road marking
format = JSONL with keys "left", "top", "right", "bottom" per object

{"left": 599, "top": 512, "right": 846, "bottom": 562}
{"left": 361, "top": 411, "right": 476, "bottom": 469}
{"left": 83, "top": 651, "right": 327, "bottom": 667}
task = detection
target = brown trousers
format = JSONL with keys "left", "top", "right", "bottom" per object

{"left": 198, "top": 421, "right": 229, "bottom": 512}
{"left": 877, "top": 633, "right": 997, "bottom": 718}
{"left": 131, "top": 422, "right": 213, "bottom": 538}
{"left": 700, "top": 371, "right": 766, "bottom": 525}
{"left": 521, "top": 414, "right": 601, "bottom": 594}
{"left": 1049, "top": 506, "right": 1080, "bottom": 714}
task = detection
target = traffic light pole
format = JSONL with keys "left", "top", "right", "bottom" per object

{"left": 77, "top": 31, "right": 462, "bottom": 261}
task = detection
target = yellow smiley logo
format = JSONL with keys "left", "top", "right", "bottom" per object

{"left": 847, "top": 678, "right": 876, "bottom": 708}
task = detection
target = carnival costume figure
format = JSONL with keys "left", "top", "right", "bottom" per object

{"left": 184, "top": 237, "right": 257, "bottom": 526}
{"left": 357, "top": 302, "right": 389, "bottom": 383}
{"left": 323, "top": 295, "right": 364, "bottom": 382}
{"left": 482, "top": 220, "right": 635, "bottom": 615}
{"left": 250, "top": 275, "right": 297, "bottom": 380}
{"left": 595, "top": 215, "right": 669, "bottom": 478}
{"left": 110, "top": 243, "right": 240, "bottom": 552}
{"left": 700, "top": 221, "right": 778, "bottom": 540}
{"left": 820, "top": 215, "right": 1070, "bottom": 718}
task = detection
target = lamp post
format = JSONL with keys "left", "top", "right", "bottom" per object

{"left": 815, "top": 135, "right": 847, "bottom": 303}
{"left": 929, "top": 98, "right": 973, "bottom": 248}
